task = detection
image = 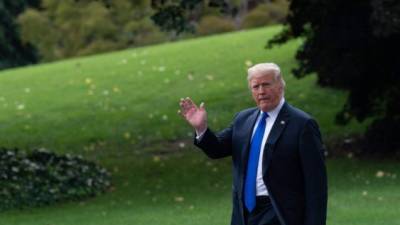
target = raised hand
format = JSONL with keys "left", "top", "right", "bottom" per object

{"left": 179, "top": 97, "right": 207, "bottom": 134}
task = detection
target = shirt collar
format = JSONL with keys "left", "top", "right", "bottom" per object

{"left": 260, "top": 97, "right": 285, "bottom": 120}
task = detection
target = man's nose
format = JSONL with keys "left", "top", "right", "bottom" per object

{"left": 257, "top": 85, "right": 266, "bottom": 92}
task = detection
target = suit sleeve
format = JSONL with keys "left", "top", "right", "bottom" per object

{"left": 299, "top": 119, "right": 328, "bottom": 225}
{"left": 193, "top": 123, "right": 233, "bottom": 159}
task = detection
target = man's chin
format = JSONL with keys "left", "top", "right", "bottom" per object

{"left": 258, "top": 103, "right": 271, "bottom": 112}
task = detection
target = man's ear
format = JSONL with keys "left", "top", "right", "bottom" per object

{"left": 278, "top": 84, "right": 284, "bottom": 95}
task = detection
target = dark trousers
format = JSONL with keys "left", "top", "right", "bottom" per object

{"left": 245, "top": 196, "right": 281, "bottom": 225}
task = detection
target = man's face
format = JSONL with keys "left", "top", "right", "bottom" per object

{"left": 249, "top": 73, "right": 283, "bottom": 112}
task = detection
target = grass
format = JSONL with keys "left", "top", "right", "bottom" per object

{"left": 0, "top": 26, "right": 365, "bottom": 154}
{"left": 0, "top": 26, "right": 396, "bottom": 224}
{"left": 0, "top": 148, "right": 399, "bottom": 225}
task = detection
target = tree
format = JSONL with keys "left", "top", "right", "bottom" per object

{"left": 150, "top": 0, "right": 400, "bottom": 154}
{"left": 268, "top": 0, "right": 400, "bottom": 154}
{"left": 17, "top": 0, "right": 167, "bottom": 61}
{"left": 0, "top": 0, "right": 40, "bottom": 70}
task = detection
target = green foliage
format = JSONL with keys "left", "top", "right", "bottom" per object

{"left": 151, "top": 5, "right": 195, "bottom": 34}
{"left": 0, "top": 0, "right": 39, "bottom": 70}
{"left": 151, "top": 0, "right": 227, "bottom": 34}
{"left": 16, "top": 8, "right": 58, "bottom": 60}
{"left": 196, "top": 15, "right": 235, "bottom": 35}
{"left": 269, "top": 0, "right": 400, "bottom": 153}
{"left": 242, "top": 0, "right": 288, "bottom": 29}
{"left": 17, "top": 0, "right": 167, "bottom": 61}
{"left": 123, "top": 18, "right": 167, "bottom": 46}
{"left": 0, "top": 148, "right": 111, "bottom": 211}
{"left": 151, "top": 0, "right": 289, "bottom": 33}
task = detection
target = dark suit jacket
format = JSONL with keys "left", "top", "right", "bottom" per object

{"left": 194, "top": 102, "right": 327, "bottom": 225}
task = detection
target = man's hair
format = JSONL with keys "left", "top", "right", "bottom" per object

{"left": 247, "top": 63, "right": 286, "bottom": 88}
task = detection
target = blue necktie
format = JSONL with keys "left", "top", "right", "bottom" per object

{"left": 244, "top": 112, "right": 268, "bottom": 212}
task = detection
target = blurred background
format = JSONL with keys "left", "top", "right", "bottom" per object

{"left": 1, "top": 0, "right": 288, "bottom": 65}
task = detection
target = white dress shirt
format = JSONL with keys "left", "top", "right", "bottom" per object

{"left": 253, "top": 97, "right": 285, "bottom": 196}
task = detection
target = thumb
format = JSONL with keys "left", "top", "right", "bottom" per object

{"left": 199, "top": 102, "right": 205, "bottom": 110}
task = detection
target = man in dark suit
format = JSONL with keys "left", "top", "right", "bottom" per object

{"left": 179, "top": 62, "right": 327, "bottom": 225}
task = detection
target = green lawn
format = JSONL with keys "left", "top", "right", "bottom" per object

{"left": 0, "top": 26, "right": 364, "bottom": 155}
{"left": 0, "top": 26, "right": 395, "bottom": 224}
{"left": 0, "top": 148, "right": 399, "bottom": 225}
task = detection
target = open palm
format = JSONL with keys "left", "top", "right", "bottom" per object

{"left": 179, "top": 97, "right": 207, "bottom": 133}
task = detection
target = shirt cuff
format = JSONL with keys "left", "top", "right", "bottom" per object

{"left": 195, "top": 128, "right": 207, "bottom": 141}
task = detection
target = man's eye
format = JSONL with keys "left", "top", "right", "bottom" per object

{"left": 262, "top": 83, "right": 272, "bottom": 88}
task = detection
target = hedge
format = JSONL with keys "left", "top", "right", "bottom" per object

{"left": 0, "top": 148, "right": 111, "bottom": 211}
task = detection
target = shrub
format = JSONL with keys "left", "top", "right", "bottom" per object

{"left": 123, "top": 18, "right": 167, "bottom": 46}
{"left": 242, "top": 0, "right": 289, "bottom": 29}
{"left": 196, "top": 15, "right": 236, "bottom": 36}
{"left": 0, "top": 148, "right": 111, "bottom": 211}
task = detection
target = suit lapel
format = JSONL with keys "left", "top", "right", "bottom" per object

{"left": 262, "top": 102, "right": 290, "bottom": 175}
{"left": 238, "top": 108, "right": 259, "bottom": 198}
{"left": 240, "top": 109, "right": 260, "bottom": 169}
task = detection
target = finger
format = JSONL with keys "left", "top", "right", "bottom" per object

{"left": 179, "top": 98, "right": 186, "bottom": 106}
{"left": 179, "top": 100, "right": 192, "bottom": 115}
{"left": 185, "top": 97, "right": 197, "bottom": 109}
{"left": 180, "top": 104, "right": 188, "bottom": 115}
{"left": 182, "top": 97, "right": 196, "bottom": 111}
{"left": 179, "top": 102, "right": 186, "bottom": 114}
{"left": 181, "top": 100, "right": 189, "bottom": 111}
{"left": 179, "top": 98, "right": 190, "bottom": 111}
{"left": 199, "top": 102, "right": 205, "bottom": 110}
{"left": 186, "top": 97, "right": 194, "bottom": 104}
{"left": 178, "top": 109, "right": 186, "bottom": 117}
